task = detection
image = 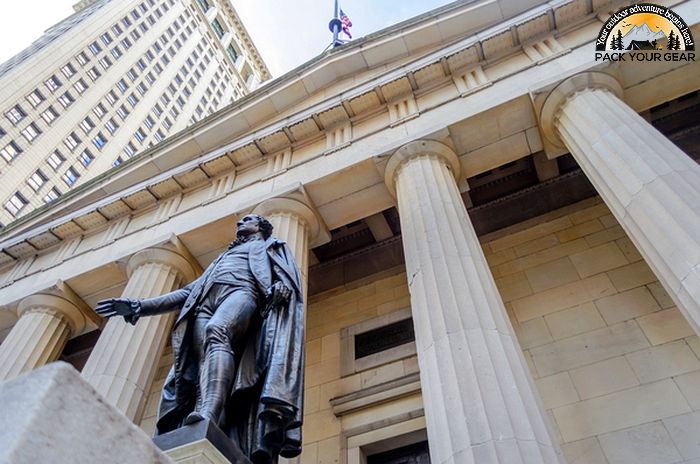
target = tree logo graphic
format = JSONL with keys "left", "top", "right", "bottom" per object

{"left": 595, "top": 4, "right": 694, "bottom": 52}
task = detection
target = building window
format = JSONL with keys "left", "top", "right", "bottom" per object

{"left": 60, "top": 63, "right": 76, "bottom": 79}
{"left": 93, "top": 103, "right": 107, "bottom": 119}
{"left": 105, "top": 118, "right": 119, "bottom": 134}
{"left": 40, "top": 106, "right": 58, "bottom": 125}
{"left": 116, "top": 105, "right": 129, "bottom": 120}
{"left": 226, "top": 44, "right": 238, "bottom": 63}
{"left": 105, "top": 90, "right": 118, "bottom": 105}
{"left": 111, "top": 47, "right": 123, "bottom": 60}
{"left": 112, "top": 23, "right": 123, "bottom": 36}
{"left": 112, "top": 157, "right": 123, "bottom": 167}
{"left": 27, "top": 170, "right": 48, "bottom": 191}
{"left": 64, "top": 132, "right": 81, "bottom": 151}
{"left": 44, "top": 187, "right": 61, "bottom": 203}
{"left": 154, "top": 129, "right": 165, "bottom": 142}
{"left": 117, "top": 79, "right": 129, "bottom": 93}
{"left": 87, "top": 66, "right": 101, "bottom": 82}
{"left": 99, "top": 56, "right": 113, "bottom": 70}
{"left": 62, "top": 166, "right": 80, "bottom": 186}
{"left": 20, "top": 123, "right": 41, "bottom": 143}
{"left": 47, "top": 150, "right": 65, "bottom": 170}
{"left": 127, "top": 93, "right": 139, "bottom": 107}
{"left": 79, "top": 149, "right": 95, "bottom": 166}
{"left": 120, "top": 37, "right": 132, "bottom": 49}
{"left": 79, "top": 117, "right": 95, "bottom": 134}
{"left": 137, "top": 83, "right": 148, "bottom": 96}
{"left": 76, "top": 51, "right": 90, "bottom": 66}
{"left": 5, "top": 105, "right": 26, "bottom": 125}
{"left": 131, "top": 29, "right": 141, "bottom": 41}
{"left": 100, "top": 32, "right": 113, "bottom": 45}
{"left": 144, "top": 115, "right": 154, "bottom": 129}
{"left": 196, "top": 0, "right": 210, "bottom": 11}
{"left": 145, "top": 72, "right": 155, "bottom": 85}
{"left": 45, "top": 75, "right": 62, "bottom": 92}
{"left": 26, "top": 89, "right": 46, "bottom": 108}
{"left": 5, "top": 192, "right": 28, "bottom": 216}
{"left": 126, "top": 68, "right": 138, "bottom": 82}
{"left": 88, "top": 41, "right": 102, "bottom": 55}
{"left": 163, "top": 117, "right": 172, "bottom": 129}
{"left": 92, "top": 132, "right": 107, "bottom": 150}
{"left": 211, "top": 19, "right": 225, "bottom": 39}
{"left": 134, "top": 128, "right": 146, "bottom": 143}
{"left": 123, "top": 141, "right": 136, "bottom": 157}
{"left": 139, "top": 22, "right": 149, "bottom": 33}
{"left": 176, "top": 96, "right": 186, "bottom": 109}
{"left": 1, "top": 141, "right": 22, "bottom": 162}
{"left": 122, "top": 16, "right": 132, "bottom": 27}
{"left": 58, "top": 91, "right": 75, "bottom": 108}
{"left": 74, "top": 79, "right": 88, "bottom": 94}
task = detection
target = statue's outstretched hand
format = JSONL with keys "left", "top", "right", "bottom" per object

{"left": 96, "top": 298, "right": 141, "bottom": 325}
{"left": 268, "top": 282, "right": 291, "bottom": 306}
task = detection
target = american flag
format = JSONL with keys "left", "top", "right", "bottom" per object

{"left": 340, "top": 9, "right": 353, "bottom": 39}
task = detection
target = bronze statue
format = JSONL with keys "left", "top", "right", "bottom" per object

{"left": 96, "top": 214, "right": 305, "bottom": 464}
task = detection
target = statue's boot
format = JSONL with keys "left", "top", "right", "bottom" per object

{"left": 185, "top": 348, "right": 235, "bottom": 426}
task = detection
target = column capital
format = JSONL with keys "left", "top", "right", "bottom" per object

{"left": 384, "top": 140, "right": 460, "bottom": 196}
{"left": 253, "top": 196, "right": 328, "bottom": 246}
{"left": 126, "top": 245, "right": 199, "bottom": 283}
{"left": 18, "top": 285, "right": 88, "bottom": 335}
{"left": 539, "top": 71, "right": 623, "bottom": 149}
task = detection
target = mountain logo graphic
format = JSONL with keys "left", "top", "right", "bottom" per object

{"left": 595, "top": 3, "right": 694, "bottom": 52}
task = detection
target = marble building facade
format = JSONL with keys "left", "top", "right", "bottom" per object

{"left": 0, "top": 0, "right": 699, "bottom": 462}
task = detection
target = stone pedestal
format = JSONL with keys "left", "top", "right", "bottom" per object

{"left": 82, "top": 245, "right": 198, "bottom": 421}
{"left": 154, "top": 419, "right": 251, "bottom": 464}
{"left": 540, "top": 72, "right": 700, "bottom": 334}
{"left": 0, "top": 288, "right": 88, "bottom": 382}
{"left": 385, "top": 140, "right": 563, "bottom": 463}
{"left": 0, "top": 362, "right": 172, "bottom": 464}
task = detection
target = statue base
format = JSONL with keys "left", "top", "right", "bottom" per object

{"left": 153, "top": 419, "right": 252, "bottom": 464}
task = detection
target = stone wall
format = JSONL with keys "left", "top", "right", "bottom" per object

{"left": 140, "top": 197, "right": 700, "bottom": 464}
{"left": 484, "top": 197, "right": 700, "bottom": 464}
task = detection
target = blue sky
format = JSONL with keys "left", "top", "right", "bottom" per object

{"left": 0, "top": 0, "right": 455, "bottom": 77}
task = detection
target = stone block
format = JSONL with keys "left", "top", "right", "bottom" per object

{"left": 489, "top": 215, "right": 572, "bottom": 252}
{"left": 637, "top": 308, "right": 695, "bottom": 346}
{"left": 154, "top": 419, "right": 250, "bottom": 464}
{"left": 608, "top": 261, "right": 657, "bottom": 292}
{"left": 585, "top": 225, "right": 627, "bottom": 248}
{"left": 570, "top": 242, "right": 629, "bottom": 278}
{"left": 497, "top": 238, "right": 589, "bottom": 277}
{"left": 674, "top": 370, "right": 700, "bottom": 410}
{"left": 0, "top": 362, "right": 172, "bottom": 464}
{"left": 485, "top": 247, "right": 517, "bottom": 267}
{"left": 512, "top": 274, "right": 617, "bottom": 322}
{"left": 569, "top": 356, "right": 639, "bottom": 400}
{"left": 664, "top": 411, "right": 700, "bottom": 459}
{"left": 495, "top": 271, "right": 533, "bottom": 302}
{"left": 553, "top": 379, "right": 691, "bottom": 442}
{"left": 556, "top": 219, "right": 604, "bottom": 243}
{"left": 524, "top": 257, "right": 580, "bottom": 293}
{"left": 535, "top": 371, "right": 579, "bottom": 409}
{"left": 615, "top": 237, "right": 643, "bottom": 263}
{"left": 647, "top": 282, "right": 675, "bottom": 309}
{"left": 686, "top": 336, "right": 700, "bottom": 360}
{"left": 600, "top": 214, "right": 618, "bottom": 228}
{"left": 514, "top": 317, "right": 553, "bottom": 349}
{"left": 544, "top": 302, "right": 606, "bottom": 340}
{"left": 562, "top": 437, "right": 608, "bottom": 464}
{"left": 530, "top": 321, "right": 649, "bottom": 377}
{"left": 569, "top": 202, "right": 610, "bottom": 225}
{"left": 598, "top": 421, "right": 683, "bottom": 464}
{"left": 625, "top": 340, "right": 700, "bottom": 384}
{"left": 513, "top": 234, "right": 559, "bottom": 258}
{"left": 595, "top": 287, "right": 661, "bottom": 325}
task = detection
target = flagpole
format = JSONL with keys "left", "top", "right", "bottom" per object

{"left": 328, "top": 0, "right": 342, "bottom": 48}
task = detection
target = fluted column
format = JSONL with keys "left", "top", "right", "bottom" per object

{"left": 385, "top": 140, "right": 563, "bottom": 464}
{"left": 0, "top": 288, "right": 88, "bottom": 381}
{"left": 82, "top": 245, "right": 198, "bottom": 421}
{"left": 253, "top": 197, "right": 324, "bottom": 298}
{"left": 540, "top": 71, "right": 700, "bottom": 334}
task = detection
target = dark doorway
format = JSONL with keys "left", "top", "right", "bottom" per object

{"left": 367, "top": 440, "right": 430, "bottom": 464}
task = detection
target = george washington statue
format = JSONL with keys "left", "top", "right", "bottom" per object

{"left": 96, "top": 214, "right": 305, "bottom": 463}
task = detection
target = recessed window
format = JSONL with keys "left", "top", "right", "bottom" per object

{"left": 211, "top": 19, "right": 225, "bottom": 39}
{"left": 111, "top": 46, "right": 123, "bottom": 60}
{"left": 127, "top": 93, "right": 139, "bottom": 107}
{"left": 131, "top": 29, "right": 141, "bottom": 41}
{"left": 99, "top": 56, "right": 113, "bottom": 70}
{"left": 79, "top": 149, "right": 94, "bottom": 167}
{"left": 58, "top": 91, "right": 75, "bottom": 108}
{"left": 144, "top": 115, "right": 154, "bottom": 129}
{"left": 123, "top": 141, "right": 136, "bottom": 157}
{"left": 20, "top": 123, "right": 41, "bottom": 143}
{"left": 122, "top": 16, "right": 132, "bottom": 28}
{"left": 27, "top": 170, "right": 48, "bottom": 191}
{"left": 5, "top": 192, "right": 28, "bottom": 216}
{"left": 87, "top": 66, "right": 101, "bottom": 82}
{"left": 47, "top": 150, "right": 65, "bottom": 170}
{"left": 62, "top": 166, "right": 80, "bottom": 186}
{"left": 116, "top": 105, "right": 129, "bottom": 120}
{"left": 92, "top": 132, "right": 107, "bottom": 150}
{"left": 76, "top": 51, "right": 90, "bottom": 66}
{"left": 1, "top": 141, "right": 22, "bottom": 162}
{"left": 139, "top": 22, "right": 148, "bottom": 33}
{"left": 41, "top": 106, "right": 59, "bottom": 125}
{"left": 112, "top": 157, "right": 123, "bottom": 167}
{"left": 61, "top": 63, "right": 76, "bottom": 79}
{"left": 44, "top": 187, "right": 61, "bottom": 203}
{"left": 105, "top": 118, "right": 119, "bottom": 134}
{"left": 134, "top": 128, "right": 146, "bottom": 143}
{"left": 79, "top": 117, "right": 95, "bottom": 134}
{"left": 226, "top": 44, "right": 239, "bottom": 63}
{"left": 126, "top": 68, "right": 138, "bottom": 81}
{"left": 120, "top": 37, "right": 132, "bottom": 49}
{"left": 154, "top": 129, "right": 165, "bottom": 142}
{"left": 93, "top": 103, "right": 107, "bottom": 119}
{"left": 100, "top": 32, "right": 112, "bottom": 45}
{"left": 88, "top": 41, "right": 102, "bottom": 55}
{"left": 64, "top": 132, "right": 81, "bottom": 151}
{"left": 112, "top": 23, "right": 123, "bottom": 36}
{"left": 5, "top": 105, "right": 26, "bottom": 125}
{"left": 136, "top": 83, "right": 147, "bottom": 96}
{"left": 117, "top": 78, "right": 129, "bottom": 93}
{"left": 105, "top": 90, "right": 118, "bottom": 105}
{"left": 74, "top": 79, "right": 88, "bottom": 94}
{"left": 45, "top": 75, "right": 62, "bottom": 93}
{"left": 26, "top": 89, "right": 46, "bottom": 108}
{"left": 153, "top": 103, "right": 162, "bottom": 117}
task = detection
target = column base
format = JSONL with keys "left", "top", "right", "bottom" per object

{"left": 154, "top": 419, "right": 251, "bottom": 464}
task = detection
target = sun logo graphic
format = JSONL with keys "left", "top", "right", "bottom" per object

{"left": 595, "top": 3, "right": 695, "bottom": 62}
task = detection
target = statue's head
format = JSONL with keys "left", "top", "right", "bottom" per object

{"left": 236, "top": 214, "right": 273, "bottom": 239}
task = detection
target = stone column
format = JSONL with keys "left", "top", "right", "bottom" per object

{"left": 0, "top": 287, "right": 88, "bottom": 381}
{"left": 385, "top": 140, "right": 563, "bottom": 464}
{"left": 253, "top": 197, "right": 324, "bottom": 298}
{"left": 82, "top": 245, "right": 198, "bottom": 421}
{"left": 540, "top": 71, "right": 700, "bottom": 334}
